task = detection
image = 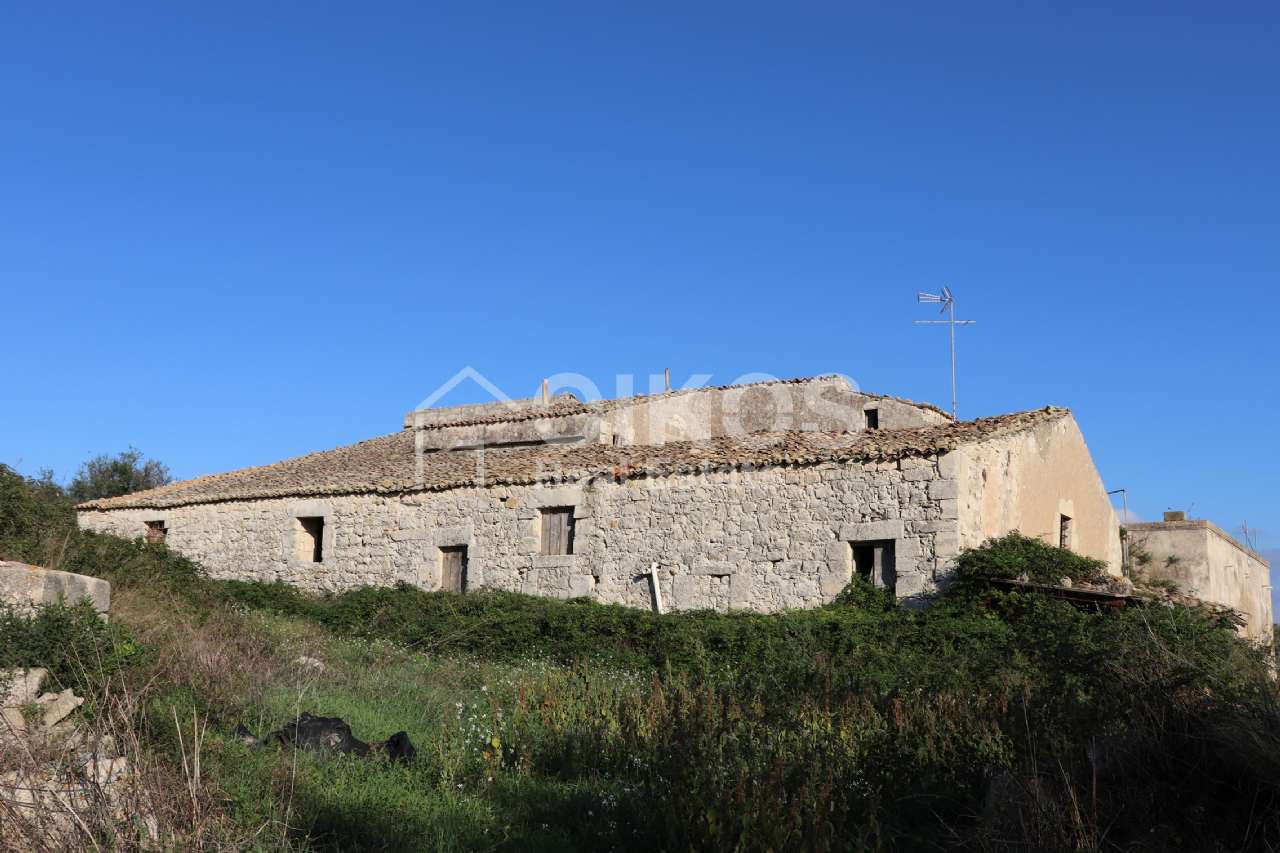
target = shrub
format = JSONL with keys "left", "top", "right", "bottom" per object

{"left": 953, "top": 531, "right": 1109, "bottom": 586}
{"left": 0, "top": 464, "right": 75, "bottom": 567}
{"left": 67, "top": 447, "right": 171, "bottom": 503}
{"left": 0, "top": 600, "right": 141, "bottom": 696}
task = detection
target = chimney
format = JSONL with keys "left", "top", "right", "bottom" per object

{"left": 1163, "top": 510, "right": 1187, "bottom": 522}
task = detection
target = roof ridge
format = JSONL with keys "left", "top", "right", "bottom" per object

{"left": 78, "top": 406, "right": 1067, "bottom": 511}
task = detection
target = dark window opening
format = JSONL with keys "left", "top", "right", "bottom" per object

{"left": 298, "top": 516, "right": 325, "bottom": 563}
{"left": 1059, "top": 514, "right": 1073, "bottom": 550}
{"left": 865, "top": 408, "right": 880, "bottom": 430}
{"left": 851, "top": 539, "right": 896, "bottom": 593}
{"left": 540, "top": 507, "right": 576, "bottom": 556}
{"left": 440, "top": 545, "right": 468, "bottom": 593}
{"left": 144, "top": 520, "right": 167, "bottom": 545}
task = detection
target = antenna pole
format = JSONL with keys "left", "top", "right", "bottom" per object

{"left": 914, "top": 287, "right": 976, "bottom": 419}
{"left": 949, "top": 298, "right": 957, "bottom": 419}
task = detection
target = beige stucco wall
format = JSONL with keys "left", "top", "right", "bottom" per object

{"left": 952, "top": 415, "right": 1122, "bottom": 574}
{"left": 77, "top": 456, "right": 963, "bottom": 612}
{"left": 1124, "top": 522, "right": 1273, "bottom": 642}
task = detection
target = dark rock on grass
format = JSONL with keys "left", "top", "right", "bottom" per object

{"left": 268, "top": 712, "right": 370, "bottom": 757}
{"left": 378, "top": 730, "right": 417, "bottom": 764}
{"left": 245, "top": 713, "right": 417, "bottom": 763}
{"left": 232, "top": 723, "right": 263, "bottom": 749}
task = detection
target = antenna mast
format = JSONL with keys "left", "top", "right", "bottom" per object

{"left": 914, "top": 287, "right": 976, "bottom": 419}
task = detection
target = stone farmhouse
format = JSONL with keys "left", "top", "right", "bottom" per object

{"left": 77, "top": 375, "right": 1125, "bottom": 612}
{"left": 1124, "top": 512, "right": 1273, "bottom": 642}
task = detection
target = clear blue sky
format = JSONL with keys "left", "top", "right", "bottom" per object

{"left": 3, "top": 4, "right": 1277, "bottom": 564}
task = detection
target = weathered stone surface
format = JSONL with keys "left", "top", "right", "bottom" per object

{"left": 78, "top": 460, "right": 957, "bottom": 611}
{"left": 2, "top": 668, "right": 47, "bottom": 708}
{"left": 76, "top": 401, "right": 1126, "bottom": 613}
{"left": 0, "top": 562, "right": 110, "bottom": 615}
{"left": 38, "top": 689, "right": 83, "bottom": 730}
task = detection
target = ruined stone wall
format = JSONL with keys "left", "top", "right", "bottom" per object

{"left": 77, "top": 455, "right": 962, "bottom": 612}
{"left": 952, "top": 415, "right": 1122, "bottom": 574}
{"left": 1125, "top": 522, "right": 1273, "bottom": 642}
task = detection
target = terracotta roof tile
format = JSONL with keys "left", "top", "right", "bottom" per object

{"left": 78, "top": 407, "right": 1069, "bottom": 511}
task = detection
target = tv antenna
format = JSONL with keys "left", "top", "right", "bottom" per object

{"left": 915, "top": 287, "right": 976, "bottom": 419}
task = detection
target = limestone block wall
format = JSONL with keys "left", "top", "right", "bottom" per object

{"left": 951, "top": 415, "right": 1122, "bottom": 574}
{"left": 1125, "top": 522, "right": 1273, "bottom": 641}
{"left": 77, "top": 455, "right": 962, "bottom": 612}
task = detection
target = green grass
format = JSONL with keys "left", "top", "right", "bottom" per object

{"left": 144, "top": 609, "right": 656, "bottom": 851}
{"left": 4, "top": 464, "right": 1280, "bottom": 851}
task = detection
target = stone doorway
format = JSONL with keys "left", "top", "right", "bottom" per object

{"left": 440, "top": 546, "right": 468, "bottom": 593}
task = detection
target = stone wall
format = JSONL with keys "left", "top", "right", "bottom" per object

{"left": 403, "top": 376, "right": 951, "bottom": 452}
{"left": 601, "top": 378, "right": 950, "bottom": 446}
{"left": 77, "top": 454, "right": 961, "bottom": 612}
{"left": 1125, "top": 521, "right": 1273, "bottom": 641}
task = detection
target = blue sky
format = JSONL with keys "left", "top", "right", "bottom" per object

{"left": 2, "top": 3, "right": 1277, "bottom": 567}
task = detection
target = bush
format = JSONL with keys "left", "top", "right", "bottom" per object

{"left": 953, "top": 531, "right": 1109, "bottom": 586}
{"left": 67, "top": 447, "right": 171, "bottom": 503}
{"left": 0, "top": 464, "right": 75, "bottom": 566}
{"left": 0, "top": 600, "right": 141, "bottom": 696}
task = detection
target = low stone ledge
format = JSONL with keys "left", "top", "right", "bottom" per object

{"left": 0, "top": 562, "right": 110, "bottom": 616}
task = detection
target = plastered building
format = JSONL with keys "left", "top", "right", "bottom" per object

{"left": 77, "top": 376, "right": 1122, "bottom": 612}
{"left": 1124, "top": 512, "right": 1273, "bottom": 641}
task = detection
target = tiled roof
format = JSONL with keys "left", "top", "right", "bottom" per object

{"left": 409, "top": 397, "right": 595, "bottom": 430}
{"left": 78, "top": 407, "right": 1069, "bottom": 511}
{"left": 408, "top": 375, "right": 953, "bottom": 430}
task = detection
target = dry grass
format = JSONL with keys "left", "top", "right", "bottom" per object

{"left": 0, "top": 674, "right": 275, "bottom": 852}
{"left": 0, "top": 590, "right": 320, "bottom": 851}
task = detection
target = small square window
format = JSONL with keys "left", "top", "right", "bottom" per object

{"left": 850, "top": 539, "right": 896, "bottom": 593}
{"left": 297, "top": 516, "right": 325, "bottom": 563}
{"left": 144, "top": 520, "right": 167, "bottom": 545}
{"left": 865, "top": 408, "right": 879, "bottom": 430}
{"left": 540, "top": 507, "right": 576, "bottom": 556}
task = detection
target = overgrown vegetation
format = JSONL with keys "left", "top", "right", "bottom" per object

{"left": 952, "top": 530, "right": 1109, "bottom": 585}
{"left": 2, "top": 463, "right": 1279, "bottom": 851}
{"left": 66, "top": 447, "right": 171, "bottom": 503}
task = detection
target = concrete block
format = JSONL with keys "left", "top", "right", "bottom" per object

{"left": 927, "top": 479, "right": 959, "bottom": 500}
{"left": 820, "top": 567, "right": 851, "bottom": 599}
{"left": 896, "top": 536, "right": 923, "bottom": 558}
{"left": 839, "top": 520, "right": 904, "bottom": 542}
{"left": 671, "top": 574, "right": 699, "bottom": 608}
{"left": 567, "top": 574, "right": 596, "bottom": 598}
{"left": 895, "top": 571, "right": 928, "bottom": 597}
{"left": 937, "top": 451, "right": 961, "bottom": 479}
{"left": 0, "top": 563, "right": 110, "bottom": 616}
